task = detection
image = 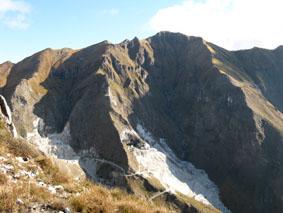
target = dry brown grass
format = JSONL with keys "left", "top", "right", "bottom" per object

{"left": 0, "top": 172, "right": 8, "bottom": 185}
{"left": 0, "top": 119, "right": 68, "bottom": 185}
{"left": 0, "top": 120, "right": 68, "bottom": 210}
{"left": 0, "top": 187, "right": 15, "bottom": 212}
{"left": 0, "top": 184, "right": 27, "bottom": 212}
{"left": 70, "top": 184, "right": 170, "bottom": 213}
{"left": 0, "top": 119, "right": 40, "bottom": 159}
{"left": 36, "top": 157, "right": 69, "bottom": 185}
{"left": 48, "top": 198, "right": 68, "bottom": 211}
{"left": 29, "top": 183, "right": 52, "bottom": 203}
{"left": 5, "top": 138, "right": 40, "bottom": 158}
{"left": 0, "top": 182, "right": 67, "bottom": 212}
{"left": 0, "top": 120, "right": 10, "bottom": 155}
{"left": 62, "top": 179, "right": 92, "bottom": 194}
{"left": 176, "top": 192, "right": 220, "bottom": 213}
{"left": 70, "top": 186, "right": 114, "bottom": 213}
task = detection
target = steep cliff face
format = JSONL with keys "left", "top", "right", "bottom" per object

{"left": 0, "top": 95, "right": 17, "bottom": 137}
{"left": 1, "top": 32, "right": 283, "bottom": 213}
{"left": 206, "top": 43, "right": 283, "bottom": 212}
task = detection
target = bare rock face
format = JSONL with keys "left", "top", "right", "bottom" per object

{"left": 2, "top": 32, "right": 283, "bottom": 213}
{"left": 0, "top": 95, "right": 17, "bottom": 137}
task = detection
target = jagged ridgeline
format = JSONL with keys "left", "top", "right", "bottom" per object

{"left": 1, "top": 32, "right": 283, "bottom": 213}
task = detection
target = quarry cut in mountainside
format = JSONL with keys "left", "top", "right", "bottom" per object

{"left": 1, "top": 32, "right": 283, "bottom": 213}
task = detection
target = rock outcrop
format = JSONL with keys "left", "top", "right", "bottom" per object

{"left": 1, "top": 32, "right": 283, "bottom": 213}
{"left": 0, "top": 95, "right": 17, "bottom": 137}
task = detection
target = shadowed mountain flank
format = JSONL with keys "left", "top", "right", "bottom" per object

{"left": 2, "top": 32, "right": 283, "bottom": 213}
{"left": 32, "top": 42, "right": 129, "bottom": 169}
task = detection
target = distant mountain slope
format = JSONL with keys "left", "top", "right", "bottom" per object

{"left": 1, "top": 32, "right": 283, "bottom": 213}
{"left": 0, "top": 61, "right": 14, "bottom": 87}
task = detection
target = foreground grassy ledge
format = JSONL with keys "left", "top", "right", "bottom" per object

{"left": 0, "top": 120, "right": 172, "bottom": 213}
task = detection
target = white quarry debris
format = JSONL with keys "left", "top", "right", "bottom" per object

{"left": 21, "top": 108, "right": 228, "bottom": 211}
{"left": 0, "top": 164, "right": 14, "bottom": 174}
{"left": 0, "top": 154, "right": 38, "bottom": 180}
{"left": 37, "top": 181, "right": 46, "bottom": 187}
{"left": 78, "top": 150, "right": 98, "bottom": 180}
{"left": 26, "top": 118, "right": 95, "bottom": 180}
{"left": 1, "top": 155, "right": 71, "bottom": 201}
{"left": 16, "top": 198, "right": 24, "bottom": 205}
{"left": 0, "top": 156, "right": 7, "bottom": 162}
{"left": 107, "top": 87, "right": 118, "bottom": 107}
{"left": 16, "top": 156, "right": 28, "bottom": 163}
{"left": 27, "top": 119, "right": 78, "bottom": 160}
{"left": 0, "top": 95, "right": 12, "bottom": 124}
{"left": 121, "top": 124, "right": 230, "bottom": 213}
{"left": 13, "top": 169, "right": 37, "bottom": 179}
{"left": 64, "top": 207, "right": 71, "bottom": 213}
{"left": 48, "top": 185, "right": 57, "bottom": 194}
{"left": 0, "top": 95, "right": 18, "bottom": 137}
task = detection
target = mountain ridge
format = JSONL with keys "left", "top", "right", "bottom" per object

{"left": 1, "top": 31, "right": 283, "bottom": 213}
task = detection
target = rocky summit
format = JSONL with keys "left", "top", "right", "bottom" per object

{"left": 1, "top": 31, "right": 283, "bottom": 213}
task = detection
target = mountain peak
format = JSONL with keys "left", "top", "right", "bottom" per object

{"left": 2, "top": 32, "right": 283, "bottom": 213}
{"left": 0, "top": 61, "right": 14, "bottom": 66}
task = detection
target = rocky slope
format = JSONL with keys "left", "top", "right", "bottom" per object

{"left": 1, "top": 31, "right": 283, "bottom": 213}
{"left": 0, "top": 114, "right": 194, "bottom": 213}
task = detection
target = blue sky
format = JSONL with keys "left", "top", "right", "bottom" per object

{"left": 1, "top": 0, "right": 283, "bottom": 63}
{"left": 0, "top": 0, "right": 182, "bottom": 63}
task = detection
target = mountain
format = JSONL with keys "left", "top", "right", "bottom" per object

{"left": 1, "top": 31, "right": 283, "bottom": 213}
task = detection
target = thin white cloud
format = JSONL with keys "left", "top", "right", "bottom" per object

{"left": 149, "top": 0, "right": 283, "bottom": 50}
{"left": 0, "top": 0, "right": 31, "bottom": 29}
{"left": 101, "top": 8, "right": 119, "bottom": 16}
